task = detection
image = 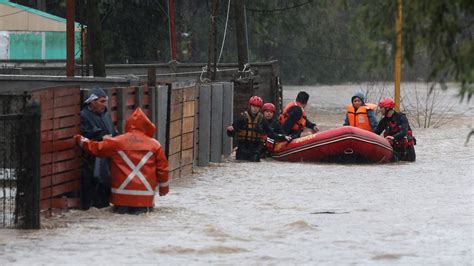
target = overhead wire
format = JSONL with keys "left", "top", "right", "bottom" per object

{"left": 246, "top": 0, "right": 313, "bottom": 13}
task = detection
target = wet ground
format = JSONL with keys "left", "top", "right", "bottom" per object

{"left": 0, "top": 83, "right": 472, "bottom": 264}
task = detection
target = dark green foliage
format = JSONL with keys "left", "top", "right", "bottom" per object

{"left": 361, "top": 0, "right": 473, "bottom": 101}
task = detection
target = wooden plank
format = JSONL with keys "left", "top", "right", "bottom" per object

{"left": 40, "top": 187, "right": 51, "bottom": 200}
{"left": 126, "top": 95, "right": 136, "bottom": 107}
{"left": 198, "top": 84, "right": 211, "bottom": 167}
{"left": 182, "top": 117, "right": 194, "bottom": 134}
{"left": 168, "top": 136, "right": 181, "bottom": 155}
{"left": 183, "top": 86, "right": 196, "bottom": 101}
{"left": 53, "top": 87, "right": 80, "bottom": 97}
{"left": 183, "top": 101, "right": 194, "bottom": 118}
{"left": 169, "top": 120, "right": 182, "bottom": 139}
{"left": 40, "top": 176, "right": 51, "bottom": 189}
{"left": 48, "top": 197, "right": 80, "bottom": 209}
{"left": 168, "top": 152, "right": 181, "bottom": 172}
{"left": 41, "top": 116, "right": 79, "bottom": 132}
{"left": 110, "top": 111, "right": 118, "bottom": 123}
{"left": 106, "top": 88, "right": 114, "bottom": 112}
{"left": 40, "top": 199, "right": 51, "bottom": 211}
{"left": 51, "top": 169, "right": 81, "bottom": 185}
{"left": 181, "top": 149, "right": 193, "bottom": 166}
{"left": 142, "top": 95, "right": 150, "bottom": 105}
{"left": 182, "top": 132, "right": 194, "bottom": 150}
{"left": 41, "top": 127, "right": 79, "bottom": 142}
{"left": 41, "top": 159, "right": 80, "bottom": 177}
{"left": 41, "top": 149, "right": 78, "bottom": 165}
{"left": 41, "top": 138, "right": 76, "bottom": 154}
{"left": 50, "top": 180, "right": 80, "bottom": 197}
{"left": 169, "top": 103, "right": 183, "bottom": 122}
{"left": 41, "top": 105, "right": 80, "bottom": 120}
{"left": 53, "top": 94, "right": 80, "bottom": 108}
{"left": 210, "top": 83, "right": 223, "bottom": 163}
{"left": 170, "top": 88, "right": 183, "bottom": 105}
{"left": 180, "top": 164, "right": 193, "bottom": 177}
{"left": 169, "top": 169, "right": 180, "bottom": 179}
{"left": 222, "top": 82, "right": 234, "bottom": 157}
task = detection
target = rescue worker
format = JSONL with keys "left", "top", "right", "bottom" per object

{"left": 260, "top": 103, "right": 290, "bottom": 156}
{"left": 279, "top": 91, "right": 319, "bottom": 138}
{"left": 75, "top": 108, "right": 169, "bottom": 214}
{"left": 227, "top": 96, "right": 265, "bottom": 162}
{"left": 375, "top": 98, "right": 416, "bottom": 162}
{"left": 343, "top": 91, "right": 378, "bottom": 132}
{"left": 80, "top": 86, "right": 118, "bottom": 210}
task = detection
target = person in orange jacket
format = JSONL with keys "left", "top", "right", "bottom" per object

{"left": 343, "top": 92, "right": 378, "bottom": 132}
{"left": 75, "top": 108, "right": 169, "bottom": 215}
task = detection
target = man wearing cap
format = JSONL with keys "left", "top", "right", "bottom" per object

{"left": 80, "top": 86, "right": 118, "bottom": 210}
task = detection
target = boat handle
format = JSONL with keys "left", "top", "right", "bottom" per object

{"left": 344, "top": 148, "right": 354, "bottom": 155}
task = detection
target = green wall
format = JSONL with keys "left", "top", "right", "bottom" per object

{"left": 9, "top": 32, "right": 81, "bottom": 60}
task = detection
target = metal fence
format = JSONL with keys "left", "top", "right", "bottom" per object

{"left": 0, "top": 100, "right": 40, "bottom": 229}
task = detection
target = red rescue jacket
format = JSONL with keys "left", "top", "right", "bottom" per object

{"left": 81, "top": 108, "right": 169, "bottom": 207}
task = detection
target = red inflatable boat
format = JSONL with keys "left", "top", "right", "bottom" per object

{"left": 270, "top": 126, "right": 393, "bottom": 163}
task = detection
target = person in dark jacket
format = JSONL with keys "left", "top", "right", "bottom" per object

{"left": 80, "top": 86, "right": 118, "bottom": 210}
{"left": 374, "top": 98, "right": 416, "bottom": 162}
{"left": 227, "top": 96, "right": 265, "bottom": 162}
{"left": 279, "top": 91, "right": 319, "bottom": 138}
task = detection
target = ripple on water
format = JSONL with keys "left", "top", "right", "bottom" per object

{"left": 282, "top": 220, "right": 319, "bottom": 232}
{"left": 153, "top": 245, "right": 248, "bottom": 255}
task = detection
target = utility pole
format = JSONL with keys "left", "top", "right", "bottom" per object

{"left": 207, "top": 0, "right": 220, "bottom": 80}
{"left": 168, "top": 0, "right": 177, "bottom": 62}
{"left": 234, "top": 0, "right": 248, "bottom": 71}
{"left": 66, "top": 0, "right": 75, "bottom": 77}
{"left": 86, "top": 0, "right": 106, "bottom": 77}
{"left": 394, "top": 0, "right": 402, "bottom": 111}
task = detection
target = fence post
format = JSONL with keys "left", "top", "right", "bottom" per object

{"left": 157, "top": 85, "right": 169, "bottom": 153}
{"left": 210, "top": 83, "right": 223, "bottom": 162}
{"left": 21, "top": 102, "right": 41, "bottom": 229}
{"left": 117, "top": 88, "right": 126, "bottom": 133}
{"left": 135, "top": 86, "right": 143, "bottom": 109}
{"left": 198, "top": 84, "right": 211, "bottom": 166}
{"left": 222, "top": 82, "right": 233, "bottom": 157}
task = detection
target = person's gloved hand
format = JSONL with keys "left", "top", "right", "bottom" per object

{"left": 159, "top": 186, "right": 169, "bottom": 196}
{"left": 226, "top": 126, "right": 235, "bottom": 137}
{"left": 285, "top": 135, "right": 292, "bottom": 142}
{"left": 313, "top": 125, "right": 320, "bottom": 132}
{"left": 74, "top": 134, "right": 89, "bottom": 148}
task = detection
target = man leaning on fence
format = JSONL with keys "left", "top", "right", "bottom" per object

{"left": 80, "top": 86, "right": 118, "bottom": 210}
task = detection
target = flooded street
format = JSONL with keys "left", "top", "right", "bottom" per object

{"left": 1, "top": 84, "right": 473, "bottom": 264}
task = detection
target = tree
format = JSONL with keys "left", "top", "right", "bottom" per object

{"left": 360, "top": 0, "right": 474, "bottom": 101}
{"left": 86, "top": 0, "right": 106, "bottom": 77}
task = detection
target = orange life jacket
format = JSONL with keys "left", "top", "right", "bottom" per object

{"left": 82, "top": 108, "right": 169, "bottom": 207}
{"left": 346, "top": 103, "right": 376, "bottom": 132}
{"left": 237, "top": 111, "right": 264, "bottom": 142}
{"left": 279, "top": 101, "right": 307, "bottom": 131}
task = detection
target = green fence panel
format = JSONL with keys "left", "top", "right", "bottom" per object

{"left": 45, "top": 32, "right": 81, "bottom": 60}
{"left": 9, "top": 32, "right": 42, "bottom": 60}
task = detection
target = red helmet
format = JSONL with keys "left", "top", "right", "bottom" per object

{"left": 379, "top": 98, "right": 395, "bottom": 108}
{"left": 262, "top": 103, "right": 276, "bottom": 113}
{"left": 249, "top": 96, "right": 263, "bottom": 107}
